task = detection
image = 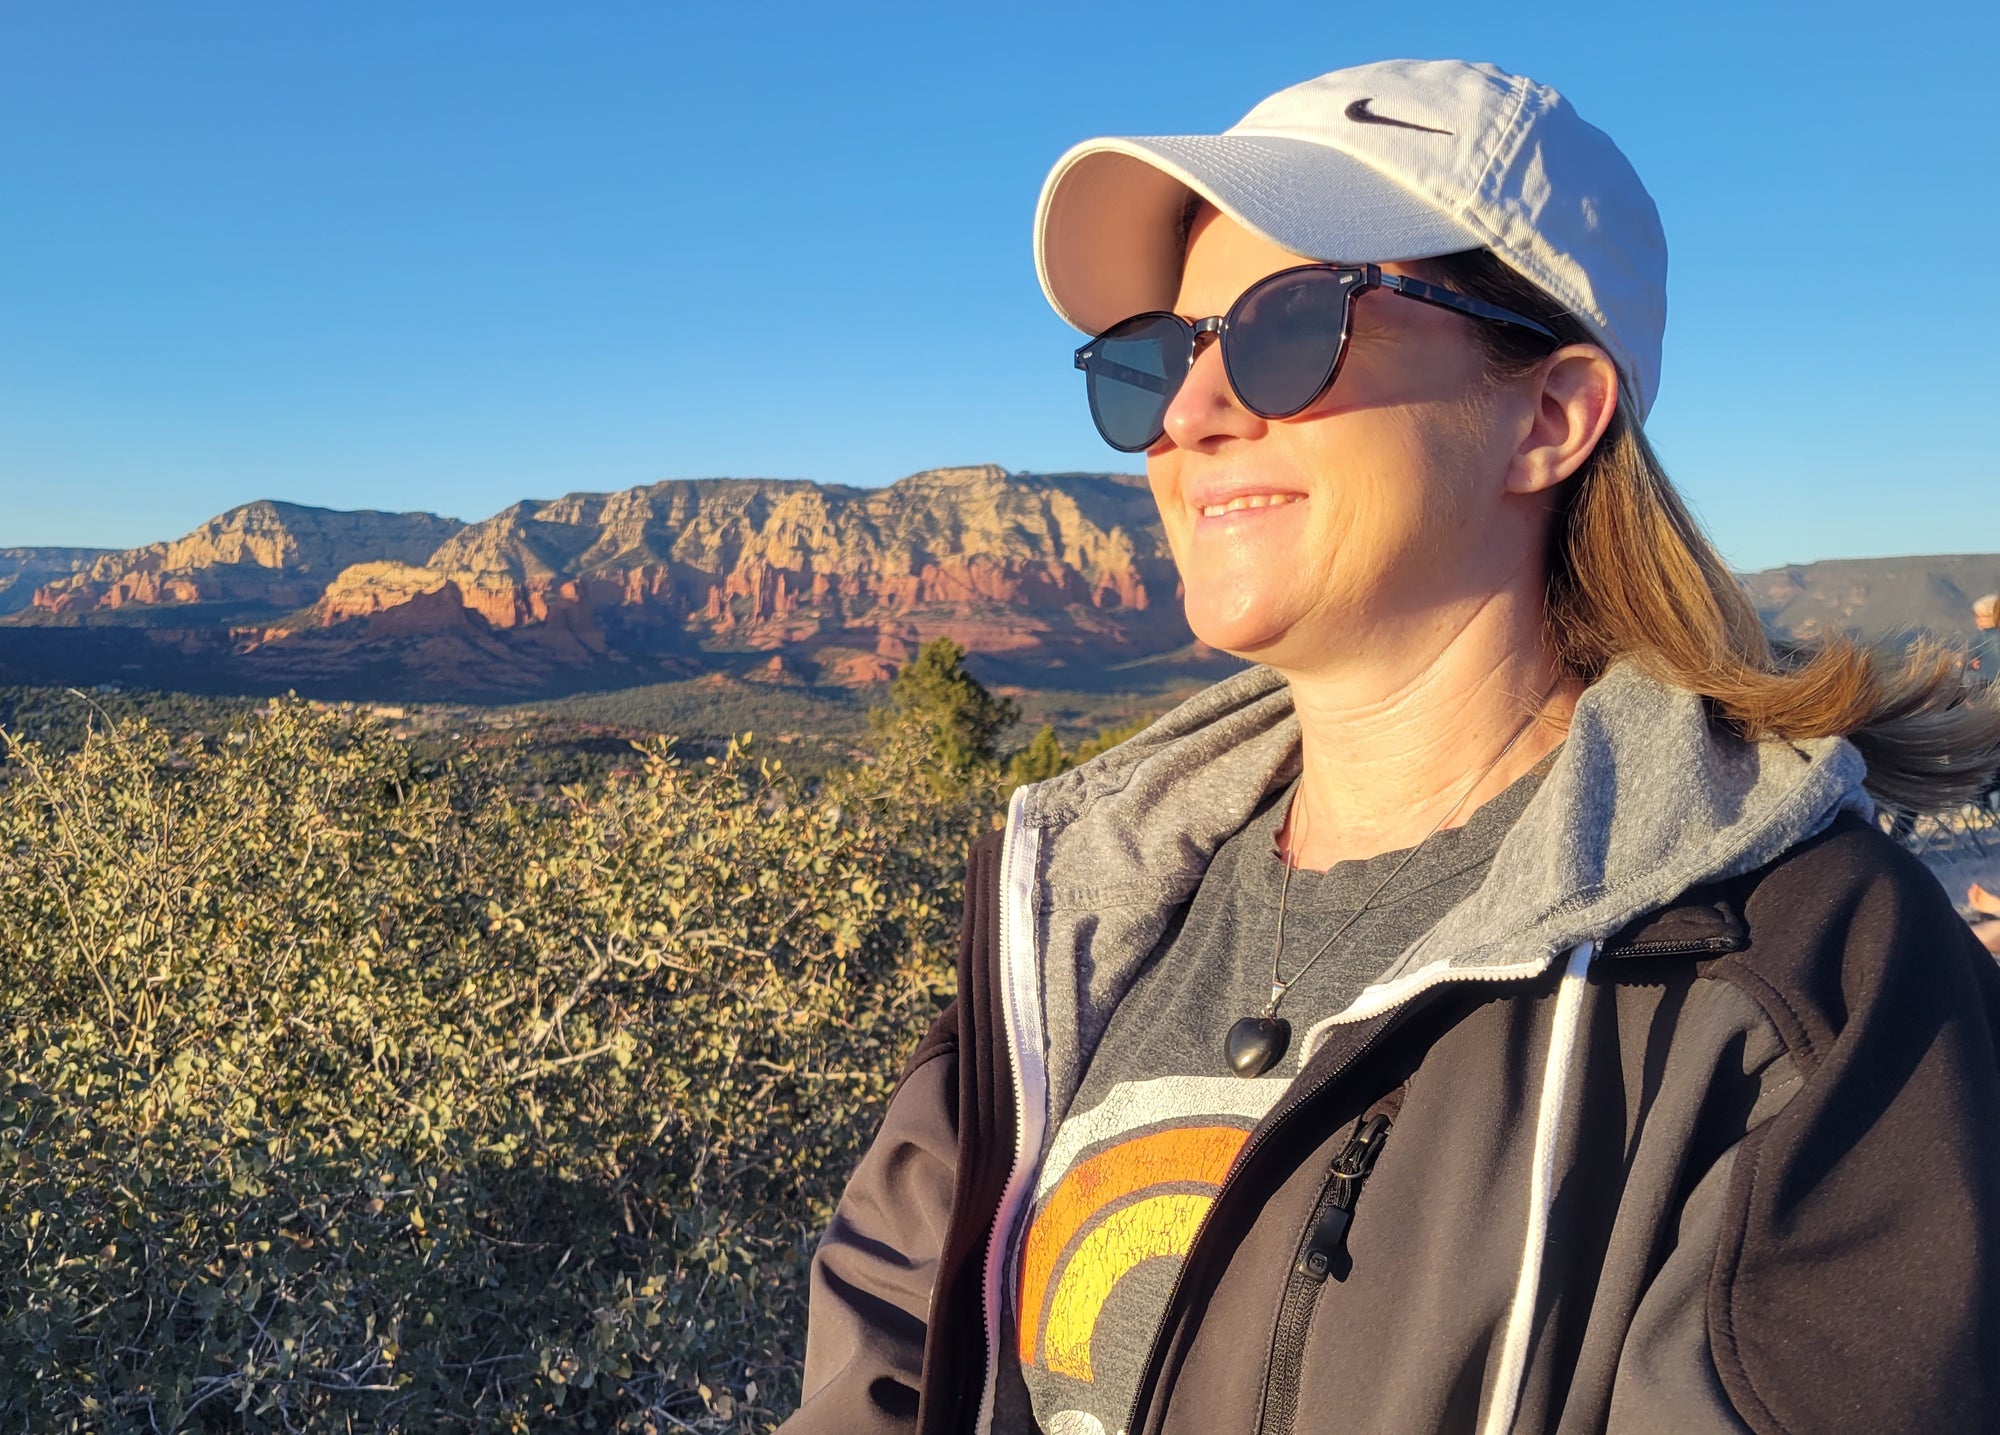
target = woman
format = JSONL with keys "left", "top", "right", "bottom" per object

{"left": 784, "top": 60, "right": 2000, "bottom": 1434}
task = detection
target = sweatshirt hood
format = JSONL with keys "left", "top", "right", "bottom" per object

{"left": 1014, "top": 660, "right": 1871, "bottom": 1116}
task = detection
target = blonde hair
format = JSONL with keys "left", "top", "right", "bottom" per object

{"left": 1417, "top": 249, "right": 2000, "bottom": 814}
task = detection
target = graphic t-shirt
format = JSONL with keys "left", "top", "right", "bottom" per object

{"left": 1015, "top": 770, "right": 1541, "bottom": 1435}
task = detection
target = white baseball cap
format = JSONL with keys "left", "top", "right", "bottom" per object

{"left": 1034, "top": 59, "right": 1669, "bottom": 416}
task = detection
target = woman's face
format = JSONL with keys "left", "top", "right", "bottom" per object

{"left": 1147, "top": 209, "right": 1550, "bottom": 675}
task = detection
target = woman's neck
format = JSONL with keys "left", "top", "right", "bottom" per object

{"left": 1276, "top": 596, "right": 1582, "bottom": 870}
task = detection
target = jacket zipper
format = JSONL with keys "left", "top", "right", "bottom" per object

{"left": 1122, "top": 1006, "right": 1408, "bottom": 1435}
{"left": 1608, "top": 933, "right": 1742, "bottom": 958}
{"left": 1257, "top": 1111, "right": 1394, "bottom": 1435}
{"left": 973, "top": 794, "right": 1048, "bottom": 1435}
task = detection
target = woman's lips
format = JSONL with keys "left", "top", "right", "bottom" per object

{"left": 1196, "top": 492, "right": 1306, "bottom": 519}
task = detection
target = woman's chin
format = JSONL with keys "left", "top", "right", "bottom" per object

{"left": 1184, "top": 598, "right": 1306, "bottom": 662}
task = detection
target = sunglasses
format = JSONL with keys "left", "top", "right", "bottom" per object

{"left": 1073, "top": 263, "right": 1560, "bottom": 453}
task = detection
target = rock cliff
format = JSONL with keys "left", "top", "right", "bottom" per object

{"left": 1747, "top": 554, "right": 2000, "bottom": 643}
{"left": 29, "top": 502, "right": 463, "bottom": 616}
{"left": 6, "top": 468, "right": 1191, "bottom": 697}
{"left": 0, "top": 547, "right": 110, "bottom": 616}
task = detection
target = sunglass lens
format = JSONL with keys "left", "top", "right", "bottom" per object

{"left": 1226, "top": 268, "right": 1358, "bottom": 418}
{"left": 1081, "top": 313, "right": 1189, "bottom": 452}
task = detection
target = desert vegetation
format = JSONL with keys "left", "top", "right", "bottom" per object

{"left": 6, "top": 626, "right": 1997, "bottom": 1433}
{"left": 0, "top": 641, "right": 1129, "bottom": 1431}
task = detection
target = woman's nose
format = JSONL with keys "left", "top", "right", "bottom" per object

{"left": 1160, "top": 336, "right": 1262, "bottom": 451}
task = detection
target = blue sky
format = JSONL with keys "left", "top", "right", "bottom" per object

{"left": 3, "top": 1, "right": 1995, "bottom": 569}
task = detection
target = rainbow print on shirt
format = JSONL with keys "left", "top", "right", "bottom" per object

{"left": 1014, "top": 1075, "right": 1286, "bottom": 1387}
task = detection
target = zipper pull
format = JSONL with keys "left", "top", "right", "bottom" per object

{"left": 1295, "top": 1113, "right": 1392, "bottom": 1285}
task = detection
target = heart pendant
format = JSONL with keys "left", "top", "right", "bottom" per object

{"left": 1225, "top": 1014, "right": 1291, "bottom": 1078}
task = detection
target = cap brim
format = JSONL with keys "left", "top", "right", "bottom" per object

{"left": 1035, "top": 134, "right": 1484, "bottom": 335}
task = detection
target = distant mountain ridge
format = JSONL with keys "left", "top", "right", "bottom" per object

{"left": 0, "top": 467, "right": 1194, "bottom": 697}
{"left": 0, "top": 546, "right": 110, "bottom": 616}
{"left": 1744, "top": 555, "right": 2000, "bottom": 646}
{"left": 28, "top": 501, "right": 464, "bottom": 619}
{"left": 3, "top": 469, "right": 1994, "bottom": 701}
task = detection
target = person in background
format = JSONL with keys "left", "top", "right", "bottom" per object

{"left": 785, "top": 59, "right": 2000, "bottom": 1435}
{"left": 1971, "top": 592, "right": 2000, "bottom": 682}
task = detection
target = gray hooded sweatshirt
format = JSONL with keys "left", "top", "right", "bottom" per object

{"left": 786, "top": 662, "right": 2000, "bottom": 1435}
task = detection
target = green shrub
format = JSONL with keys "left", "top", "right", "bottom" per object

{"left": 868, "top": 638, "right": 1018, "bottom": 783}
{"left": 0, "top": 702, "right": 988, "bottom": 1430}
{"left": 1004, "top": 725, "right": 1070, "bottom": 787}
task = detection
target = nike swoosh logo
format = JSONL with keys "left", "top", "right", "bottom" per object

{"left": 1344, "top": 98, "right": 1453, "bottom": 136}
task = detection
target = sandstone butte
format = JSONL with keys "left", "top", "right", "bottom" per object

{"left": 0, "top": 546, "right": 113, "bottom": 617}
{"left": 4, "top": 467, "right": 1201, "bottom": 696}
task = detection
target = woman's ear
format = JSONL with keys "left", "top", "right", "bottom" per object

{"left": 1504, "top": 344, "right": 1619, "bottom": 495}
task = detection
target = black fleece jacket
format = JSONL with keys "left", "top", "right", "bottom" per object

{"left": 785, "top": 814, "right": 2000, "bottom": 1435}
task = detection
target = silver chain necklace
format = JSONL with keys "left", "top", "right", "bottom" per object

{"left": 1223, "top": 697, "right": 1548, "bottom": 1078}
